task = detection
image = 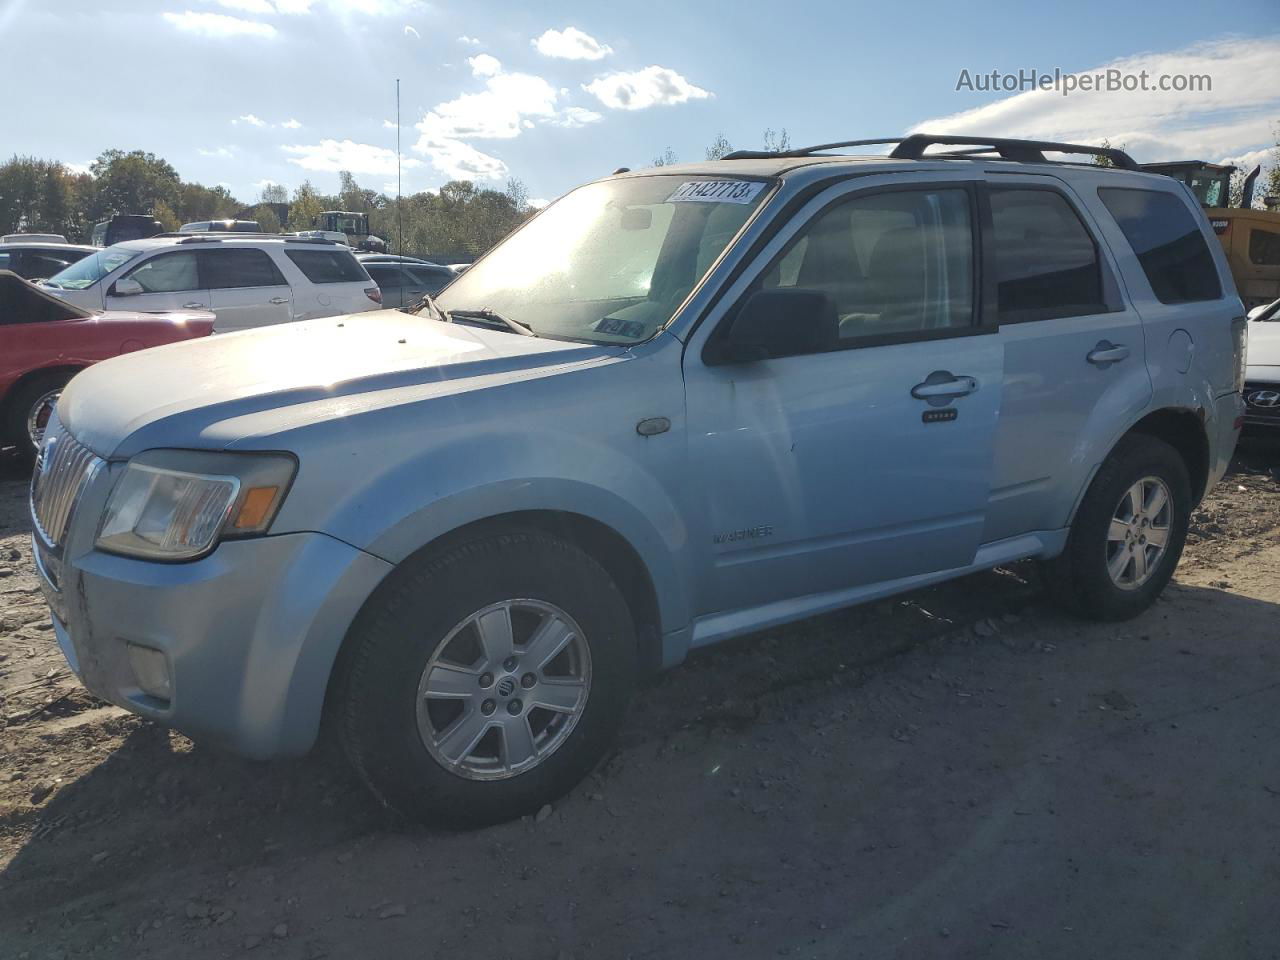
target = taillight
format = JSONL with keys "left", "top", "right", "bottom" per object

{"left": 365, "top": 286, "right": 382, "bottom": 304}
{"left": 1231, "top": 316, "right": 1248, "bottom": 393}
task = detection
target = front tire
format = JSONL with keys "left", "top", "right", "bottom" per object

{"left": 5, "top": 371, "right": 73, "bottom": 462}
{"left": 336, "top": 530, "right": 636, "bottom": 827}
{"left": 1044, "top": 434, "right": 1191, "bottom": 621}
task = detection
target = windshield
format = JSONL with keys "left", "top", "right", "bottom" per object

{"left": 44, "top": 247, "right": 140, "bottom": 289}
{"left": 435, "top": 175, "right": 771, "bottom": 344}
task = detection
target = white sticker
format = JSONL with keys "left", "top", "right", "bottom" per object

{"left": 667, "top": 180, "right": 766, "bottom": 205}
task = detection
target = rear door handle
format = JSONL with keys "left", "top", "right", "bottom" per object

{"left": 269, "top": 296, "right": 290, "bottom": 305}
{"left": 182, "top": 301, "right": 206, "bottom": 309}
{"left": 1087, "top": 341, "right": 1130, "bottom": 366}
{"left": 911, "top": 372, "right": 978, "bottom": 400}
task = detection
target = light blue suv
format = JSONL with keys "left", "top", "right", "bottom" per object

{"left": 31, "top": 135, "right": 1247, "bottom": 825}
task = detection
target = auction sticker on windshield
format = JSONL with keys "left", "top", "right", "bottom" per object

{"left": 667, "top": 180, "right": 766, "bottom": 204}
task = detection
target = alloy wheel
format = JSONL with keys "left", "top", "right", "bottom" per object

{"left": 416, "top": 599, "right": 592, "bottom": 781}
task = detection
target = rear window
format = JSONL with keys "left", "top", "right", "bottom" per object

{"left": 989, "top": 188, "right": 1107, "bottom": 322}
{"left": 285, "top": 248, "right": 370, "bottom": 284}
{"left": 1098, "top": 188, "right": 1221, "bottom": 303}
{"left": 201, "top": 248, "right": 287, "bottom": 288}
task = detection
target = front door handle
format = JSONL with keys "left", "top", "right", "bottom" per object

{"left": 1087, "top": 341, "right": 1130, "bottom": 367}
{"left": 911, "top": 371, "right": 978, "bottom": 400}
{"left": 182, "top": 301, "right": 206, "bottom": 309}
{"left": 269, "top": 296, "right": 290, "bottom": 305}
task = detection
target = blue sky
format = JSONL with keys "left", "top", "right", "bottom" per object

{"left": 1, "top": 0, "right": 1277, "bottom": 205}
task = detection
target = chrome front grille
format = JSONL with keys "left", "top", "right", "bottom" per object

{"left": 30, "top": 416, "right": 103, "bottom": 548}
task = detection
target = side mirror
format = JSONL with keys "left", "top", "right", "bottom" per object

{"left": 112, "top": 277, "right": 144, "bottom": 297}
{"left": 708, "top": 288, "right": 838, "bottom": 364}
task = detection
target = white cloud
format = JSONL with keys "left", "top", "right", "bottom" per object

{"left": 64, "top": 161, "right": 92, "bottom": 176}
{"left": 281, "top": 118, "right": 302, "bottom": 129}
{"left": 234, "top": 113, "right": 267, "bottom": 127}
{"left": 468, "top": 53, "right": 502, "bottom": 78}
{"left": 532, "top": 26, "right": 612, "bottom": 61}
{"left": 914, "top": 37, "right": 1280, "bottom": 165}
{"left": 528, "top": 197, "right": 549, "bottom": 208}
{"left": 584, "top": 66, "right": 710, "bottom": 110}
{"left": 404, "top": 24, "right": 419, "bottom": 38}
{"left": 383, "top": 119, "right": 398, "bottom": 129}
{"left": 1219, "top": 147, "right": 1274, "bottom": 171}
{"left": 162, "top": 10, "right": 276, "bottom": 38}
{"left": 413, "top": 137, "right": 507, "bottom": 181}
{"left": 254, "top": 178, "right": 286, "bottom": 192}
{"left": 457, "top": 35, "right": 481, "bottom": 46}
{"left": 419, "top": 70, "right": 558, "bottom": 141}
{"left": 547, "top": 106, "right": 603, "bottom": 128}
{"left": 214, "top": 0, "right": 276, "bottom": 13}
{"left": 199, "top": 146, "right": 237, "bottom": 158}
{"left": 283, "top": 138, "right": 422, "bottom": 175}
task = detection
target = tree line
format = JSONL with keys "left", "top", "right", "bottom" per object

{"left": 0, "top": 149, "right": 537, "bottom": 259}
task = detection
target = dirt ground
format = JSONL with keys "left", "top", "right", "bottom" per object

{"left": 2, "top": 441, "right": 1280, "bottom": 960}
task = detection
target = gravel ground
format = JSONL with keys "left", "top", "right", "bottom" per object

{"left": 2, "top": 440, "right": 1280, "bottom": 960}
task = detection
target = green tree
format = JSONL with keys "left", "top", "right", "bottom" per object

{"left": 251, "top": 204, "right": 283, "bottom": 234}
{"left": 259, "top": 182, "right": 289, "bottom": 205}
{"left": 287, "top": 180, "right": 324, "bottom": 232}
{"left": 89, "top": 149, "right": 181, "bottom": 217}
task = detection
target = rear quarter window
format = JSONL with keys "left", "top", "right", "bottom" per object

{"left": 285, "top": 248, "right": 371, "bottom": 284}
{"left": 1097, "top": 187, "right": 1221, "bottom": 303}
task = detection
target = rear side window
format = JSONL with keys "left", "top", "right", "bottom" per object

{"left": 1249, "top": 228, "right": 1280, "bottom": 267}
{"left": 364, "top": 264, "right": 403, "bottom": 287}
{"left": 201, "top": 248, "right": 287, "bottom": 288}
{"left": 285, "top": 249, "right": 370, "bottom": 284}
{"left": 1098, "top": 188, "right": 1221, "bottom": 303}
{"left": 989, "top": 189, "right": 1107, "bottom": 322}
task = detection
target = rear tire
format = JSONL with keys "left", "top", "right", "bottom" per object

{"left": 335, "top": 530, "right": 636, "bottom": 827}
{"left": 1044, "top": 434, "right": 1190, "bottom": 621}
{"left": 4, "top": 371, "right": 73, "bottom": 463}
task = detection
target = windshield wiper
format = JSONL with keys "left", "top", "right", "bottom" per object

{"left": 447, "top": 307, "right": 535, "bottom": 337}
{"left": 408, "top": 293, "right": 449, "bottom": 324}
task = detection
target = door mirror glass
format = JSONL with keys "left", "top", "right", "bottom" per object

{"left": 711, "top": 289, "right": 838, "bottom": 363}
{"left": 112, "top": 277, "right": 144, "bottom": 297}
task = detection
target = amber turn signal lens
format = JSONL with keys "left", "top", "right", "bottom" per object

{"left": 234, "top": 486, "right": 280, "bottom": 530}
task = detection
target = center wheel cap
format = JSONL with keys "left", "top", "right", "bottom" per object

{"left": 497, "top": 676, "right": 517, "bottom": 697}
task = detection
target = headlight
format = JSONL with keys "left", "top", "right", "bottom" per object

{"left": 96, "top": 450, "right": 297, "bottom": 561}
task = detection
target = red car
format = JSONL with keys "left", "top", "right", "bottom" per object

{"left": 0, "top": 270, "right": 214, "bottom": 459}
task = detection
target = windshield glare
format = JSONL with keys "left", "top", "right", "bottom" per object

{"left": 435, "top": 175, "right": 770, "bottom": 343}
{"left": 45, "top": 247, "right": 140, "bottom": 289}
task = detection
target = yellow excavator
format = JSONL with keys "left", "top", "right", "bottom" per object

{"left": 1141, "top": 161, "right": 1279, "bottom": 309}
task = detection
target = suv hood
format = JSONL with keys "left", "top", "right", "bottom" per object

{"left": 60, "top": 309, "right": 617, "bottom": 457}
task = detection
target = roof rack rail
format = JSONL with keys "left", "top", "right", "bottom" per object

{"left": 720, "top": 133, "right": 1139, "bottom": 170}
{"left": 147, "top": 232, "right": 345, "bottom": 245}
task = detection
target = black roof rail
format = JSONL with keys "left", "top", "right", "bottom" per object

{"left": 722, "top": 138, "right": 903, "bottom": 161}
{"left": 720, "top": 134, "right": 1138, "bottom": 170}
{"left": 891, "top": 134, "right": 1138, "bottom": 169}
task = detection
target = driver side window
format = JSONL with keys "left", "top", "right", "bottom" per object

{"left": 121, "top": 252, "right": 200, "bottom": 294}
{"left": 759, "top": 187, "right": 975, "bottom": 344}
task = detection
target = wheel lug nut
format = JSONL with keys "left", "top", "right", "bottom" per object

{"left": 481, "top": 699, "right": 496, "bottom": 716}
{"left": 507, "top": 699, "right": 523, "bottom": 715}
{"left": 503, "top": 657, "right": 517, "bottom": 671}
{"left": 479, "top": 672, "right": 494, "bottom": 688}
{"left": 521, "top": 673, "right": 536, "bottom": 689}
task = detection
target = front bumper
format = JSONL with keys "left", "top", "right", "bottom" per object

{"left": 37, "top": 528, "right": 392, "bottom": 758}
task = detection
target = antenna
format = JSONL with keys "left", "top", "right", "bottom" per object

{"left": 396, "top": 78, "right": 403, "bottom": 260}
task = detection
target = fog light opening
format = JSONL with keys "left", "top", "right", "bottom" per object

{"left": 126, "top": 643, "right": 173, "bottom": 702}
